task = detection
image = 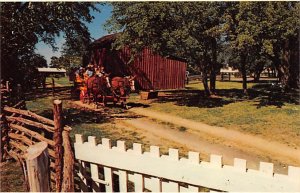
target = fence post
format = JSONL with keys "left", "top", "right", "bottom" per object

{"left": 52, "top": 78, "right": 55, "bottom": 97}
{"left": 53, "top": 99, "right": 63, "bottom": 192}
{"left": 61, "top": 130, "right": 75, "bottom": 192}
{"left": 25, "top": 141, "right": 50, "bottom": 192}
{"left": 0, "top": 114, "right": 9, "bottom": 162}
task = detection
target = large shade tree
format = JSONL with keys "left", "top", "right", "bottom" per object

{"left": 106, "top": 2, "right": 225, "bottom": 96}
{"left": 224, "top": 2, "right": 300, "bottom": 91}
{"left": 1, "top": 2, "right": 99, "bottom": 87}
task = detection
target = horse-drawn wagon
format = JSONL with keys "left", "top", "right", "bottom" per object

{"left": 75, "top": 74, "right": 135, "bottom": 109}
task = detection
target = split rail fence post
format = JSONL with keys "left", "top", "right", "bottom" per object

{"left": 52, "top": 78, "right": 55, "bottom": 97}
{"left": 25, "top": 141, "right": 50, "bottom": 192}
{"left": 61, "top": 129, "right": 75, "bottom": 192}
{"left": 53, "top": 99, "right": 63, "bottom": 192}
{"left": 0, "top": 114, "right": 9, "bottom": 162}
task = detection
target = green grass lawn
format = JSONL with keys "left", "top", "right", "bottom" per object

{"left": 46, "top": 76, "right": 73, "bottom": 87}
{"left": 26, "top": 79, "right": 300, "bottom": 148}
{"left": 185, "top": 80, "right": 257, "bottom": 90}
{"left": 129, "top": 80, "right": 300, "bottom": 147}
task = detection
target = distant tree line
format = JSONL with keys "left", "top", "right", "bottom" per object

{"left": 106, "top": 2, "right": 299, "bottom": 95}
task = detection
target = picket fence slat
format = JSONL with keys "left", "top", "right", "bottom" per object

{"left": 74, "top": 134, "right": 300, "bottom": 192}
{"left": 162, "top": 181, "right": 179, "bottom": 192}
{"left": 144, "top": 177, "right": 161, "bottom": 192}
{"left": 129, "top": 173, "right": 144, "bottom": 192}
{"left": 119, "top": 170, "right": 128, "bottom": 192}
{"left": 104, "top": 167, "right": 113, "bottom": 192}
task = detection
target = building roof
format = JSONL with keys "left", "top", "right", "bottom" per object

{"left": 220, "top": 67, "right": 239, "bottom": 73}
{"left": 37, "top": 68, "right": 66, "bottom": 73}
{"left": 89, "top": 33, "right": 187, "bottom": 62}
{"left": 89, "top": 33, "right": 119, "bottom": 49}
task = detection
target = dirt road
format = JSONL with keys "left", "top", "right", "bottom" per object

{"left": 128, "top": 108, "right": 300, "bottom": 171}
{"left": 72, "top": 101, "right": 300, "bottom": 174}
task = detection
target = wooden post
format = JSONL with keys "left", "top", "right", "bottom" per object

{"left": 5, "top": 81, "right": 10, "bottom": 92}
{"left": 0, "top": 114, "right": 9, "bottom": 162}
{"left": 61, "top": 130, "right": 75, "bottom": 192}
{"left": 53, "top": 99, "right": 63, "bottom": 192}
{"left": 52, "top": 78, "right": 55, "bottom": 97}
{"left": 25, "top": 141, "right": 50, "bottom": 192}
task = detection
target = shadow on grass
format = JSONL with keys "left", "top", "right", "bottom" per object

{"left": 25, "top": 86, "right": 74, "bottom": 101}
{"left": 156, "top": 84, "right": 299, "bottom": 109}
{"left": 127, "top": 102, "right": 150, "bottom": 108}
{"left": 251, "top": 84, "right": 299, "bottom": 108}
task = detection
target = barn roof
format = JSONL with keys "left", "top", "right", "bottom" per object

{"left": 37, "top": 68, "right": 66, "bottom": 73}
{"left": 88, "top": 33, "right": 119, "bottom": 49}
{"left": 89, "top": 33, "right": 186, "bottom": 62}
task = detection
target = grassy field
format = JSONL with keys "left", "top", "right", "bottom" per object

{"left": 129, "top": 80, "right": 300, "bottom": 148}
{"left": 4, "top": 78, "right": 295, "bottom": 192}
{"left": 45, "top": 76, "right": 73, "bottom": 87}
{"left": 26, "top": 78, "right": 300, "bottom": 148}
{"left": 0, "top": 161, "right": 26, "bottom": 192}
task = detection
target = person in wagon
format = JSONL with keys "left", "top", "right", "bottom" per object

{"left": 96, "top": 66, "right": 111, "bottom": 87}
{"left": 85, "top": 64, "right": 94, "bottom": 78}
{"left": 96, "top": 66, "right": 106, "bottom": 77}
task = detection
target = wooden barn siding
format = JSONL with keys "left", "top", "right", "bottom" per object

{"left": 90, "top": 47, "right": 186, "bottom": 90}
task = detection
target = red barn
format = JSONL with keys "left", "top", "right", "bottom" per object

{"left": 88, "top": 34, "right": 187, "bottom": 90}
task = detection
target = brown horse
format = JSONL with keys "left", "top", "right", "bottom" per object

{"left": 111, "top": 76, "right": 135, "bottom": 108}
{"left": 86, "top": 75, "right": 111, "bottom": 105}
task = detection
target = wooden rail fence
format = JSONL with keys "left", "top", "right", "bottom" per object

{"left": 1, "top": 100, "right": 74, "bottom": 192}
{"left": 74, "top": 134, "right": 300, "bottom": 192}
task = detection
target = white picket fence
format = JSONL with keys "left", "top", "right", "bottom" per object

{"left": 74, "top": 134, "right": 300, "bottom": 192}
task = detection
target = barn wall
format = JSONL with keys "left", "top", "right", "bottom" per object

{"left": 90, "top": 47, "right": 186, "bottom": 90}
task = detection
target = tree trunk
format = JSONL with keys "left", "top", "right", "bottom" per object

{"left": 241, "top": 55, "right": 248, "bottom": 94}
{"left": 288, "top": 32, "right": 299, "bottom": 89}
{"left": 253, "top": 62, "right": 264, "bottom": 82}
{"left": 202, "top": 72, "right": 211, "bottom": 96}
{"left": 253, "top": 72, "right": 260, "bottom": 82}
{"left": 280, "top": 40, "right": 291, "bottom": 88}
{"left": 210, "top": 70, "right": 216, "bottom": 93}
{"left": 209, "top": 38, "right": 218, "bottom": 94}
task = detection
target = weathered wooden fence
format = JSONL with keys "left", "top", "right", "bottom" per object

{"left": 74, "top": 135, "right": 300, "bottom": 192}
{"left": 1, "top": 100, "right": 74, "bottom": 192}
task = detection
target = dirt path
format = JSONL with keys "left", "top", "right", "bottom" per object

{"left": 128, "top": 108, "right": 300, "bottom": 169}
{"left": 71, "top": 101, "right": 300, "bottom": 173}
{"left": 120, "top": 118, "right": 266, "bottom": 165}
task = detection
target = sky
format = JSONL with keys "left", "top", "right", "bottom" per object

{"left": 35, "top": 3, "right": 113, "bottom": 65}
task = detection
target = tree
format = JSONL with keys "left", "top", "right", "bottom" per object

{"left": 1, "top": 2, "right": 99, "bottom": 87}
{"left": 224, "top": 2, "right": 300, "bottom": 91}
{"left": 261, "top": 2, "right": 300, "bottom": 89}
{"left": 49, "top": 55, "right": 82, "bottom": 73}
{"left": 106, "top": 2, "right": 224, "bottom": 96}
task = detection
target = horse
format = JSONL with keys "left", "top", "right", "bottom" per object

{"left": 86, "top": 74, "right": 111, "bottom": 106}
{"left": 111, "top": 76, "right": 135, "bottom": 108}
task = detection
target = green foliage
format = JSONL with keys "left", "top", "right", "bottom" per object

{"left": 106, "top": 2, "right": 225, "bottom": 94}
{"left": 224, "top": 2, "right": 300, "bottom": 87}
{"left": 107, "top": 2, "right": 300, "bottom": 90}
{"left": 1, "top": 2, "right": 99, "bottom": 87}
{"left": 107, "top": 2, "right": 223, "bottom": 61}
{"left": 50, "top": 55, "right": 82, "bottom": 73}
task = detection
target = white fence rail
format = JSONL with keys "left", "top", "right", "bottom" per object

{"left": 74, "top": 134, "right": 300, "bottom": 192}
